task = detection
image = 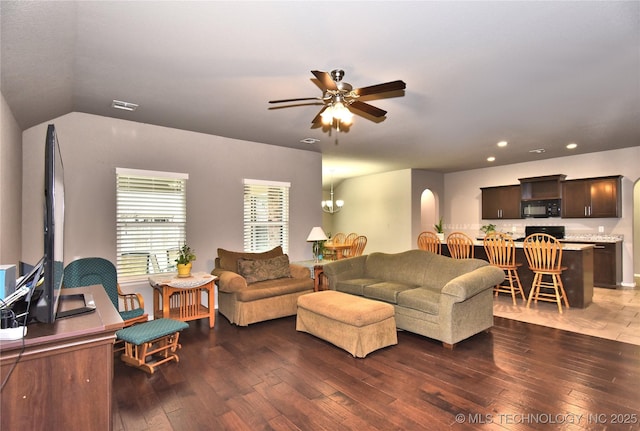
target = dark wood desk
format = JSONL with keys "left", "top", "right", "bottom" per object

{"left": 1, "top": 285, "right": 123, "bottom": 430}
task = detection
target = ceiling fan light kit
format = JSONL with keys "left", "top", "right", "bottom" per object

{"left": 269, "top": 69, "right": 406, "bottom": 130}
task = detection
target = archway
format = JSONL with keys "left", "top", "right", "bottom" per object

{"left": 420, "top": 189, "right": 439, "bottom": 233}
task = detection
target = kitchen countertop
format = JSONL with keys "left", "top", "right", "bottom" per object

{"left": 472, "top": 240, "right": 594, "bottom": 251}
{"left": 562, "top": 234, "right": 623, "bottom": 243}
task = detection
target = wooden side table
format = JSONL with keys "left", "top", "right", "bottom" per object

{"left": 149, "top": 272, "right": 217, "bottom": 328}
{"left": 293, "top": 260, "right": 329, "bottom": 292}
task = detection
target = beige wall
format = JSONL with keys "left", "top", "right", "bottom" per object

{"left": 0, "top": 93, "right": 22, "bottom": 267}
{"left": 329, "top": 169, "right": 415, "bottom": 254}
{"left": 21, "top": 113, "right": 323, "bottom": 314}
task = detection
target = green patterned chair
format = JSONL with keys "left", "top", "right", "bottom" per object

{"left": 63, "top": 257, "right": 148, "bottom": 326}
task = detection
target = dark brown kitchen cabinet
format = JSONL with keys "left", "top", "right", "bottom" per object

{"left": 481, "top": 185, "right": 521, "bottom": 219}
{"left": 561, "top": 176, "right": 622, "bottom": 218}
{"left": 565, "top": 241, "right": 622, "bottom": 288}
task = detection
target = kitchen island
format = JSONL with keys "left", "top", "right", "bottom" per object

{"left": 443, "top": 241, "right": 595, "bottom": 308}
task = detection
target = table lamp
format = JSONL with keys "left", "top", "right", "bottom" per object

{"left": 306, "top": 227, "right": 328, "bottom": 262}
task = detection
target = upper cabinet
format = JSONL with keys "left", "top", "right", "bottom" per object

{"left": 481, "top": 185, "right": 521, "bottom": 219}
{"left": 519, "top": 174, "right": 566, "bottom": 201}
{"left": 561, "top": 176, "right": 622, "bottom": 218}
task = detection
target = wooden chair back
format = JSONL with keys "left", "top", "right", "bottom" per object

{"left": 417, "top": 231, "right": 441, "bottom": 254}
{"left": 349, "top": 235, "right": 367, "bottom": 257}
{"left": 345, "top": 233, "right": 358, "bottom": 245}
{"left": 523, "top": 233, "right": 564, "bottom": 272}
{"left": 446, "top": 232, "right": 474, "bottom": 259}
{"left": 332, "top": 232, "right": 346, "bottom": 244}
{"left": 483, "top": 232, "right": 517, "bottom": 268}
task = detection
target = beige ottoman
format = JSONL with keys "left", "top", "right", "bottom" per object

{"left": 296, "top": 290, "right": 397, "bottom": 358}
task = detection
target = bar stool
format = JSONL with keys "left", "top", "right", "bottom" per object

{"left": 523, "top": 233, "right": 569, "bottom": 313}
{"left": 417, "top": 231, "right": 442, "bottom": 254}
{"left": 483, "top": 232, "right": 525, "bottom": 305}
{"left": 446, "top": 232, "right": 474, "bottom": 259}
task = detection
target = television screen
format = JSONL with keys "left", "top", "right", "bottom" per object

{"left": 30, "top": 124, "right": 65, "bottom": 323}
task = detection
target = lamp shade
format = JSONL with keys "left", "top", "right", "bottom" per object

{"left": 306, "top": 227, "right": 328, "bottom": 242}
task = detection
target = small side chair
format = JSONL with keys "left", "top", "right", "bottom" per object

{"left": 63, "top": 257, "right": 148, "bottom": 326}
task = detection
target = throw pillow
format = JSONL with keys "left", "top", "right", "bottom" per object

{"left": 237, "top": 255, "right": 291, "bottom": 284}
{"left": 217, "top": 246, "right": 283, "bottom": 272}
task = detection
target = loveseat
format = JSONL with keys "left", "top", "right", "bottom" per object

{"left": 322, "top": 249, "right": 505, "bottom": 347}
{"left": 212, "top": 246, "right": 314, "bottom": 326}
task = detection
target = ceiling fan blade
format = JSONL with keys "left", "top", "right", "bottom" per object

{"left": 311, "top": 106, "right": 328, "bottom": 124}
{"left": 350, "top": 100, "right": 387, "bottom": 117}
{"left": 269, "top": 97, "right": 321, "bottom": 104}
{"left": 311, "top": 70, "right": 337, "bottom": 91}
{"left": 354, "top": 80, "right": 406, "bottom": 97}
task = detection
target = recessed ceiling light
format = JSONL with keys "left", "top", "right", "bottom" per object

{"left": 487, "top": 156, "right": 496, "bottom": 162}
{"left": 112, "top": 100, "right": 138, "bottom": 111}
{"left": 566, "top": 143, "right": 578, "bottom": 149}
{"left": 497, "top": 141, "right": 508, "bottom": 147}
{"left": 529, "top": 148, "right": 546, "bottom": 154}
{"left": 300, "top": 137, "right": 320, "bottom": 144}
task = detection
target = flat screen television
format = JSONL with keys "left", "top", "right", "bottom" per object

{"left": 29, "top": 124, "right": 66, "bottom": 323}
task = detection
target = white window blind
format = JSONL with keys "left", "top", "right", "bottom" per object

{"left": 243, "top": 179, "right": 290, "bottom": 254}
{"left": 116, "top": 168, "right": 188, "bottom": 280}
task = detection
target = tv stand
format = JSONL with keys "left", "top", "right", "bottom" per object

{"left": 0, "top": 285, "right": 123, "bottom": 430}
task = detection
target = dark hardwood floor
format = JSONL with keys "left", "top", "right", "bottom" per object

{"left": 113, "top": 313, "right": 640, "bottom": 431}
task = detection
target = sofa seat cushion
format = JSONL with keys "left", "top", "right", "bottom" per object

{"left": 396, "top": 287, "right": 441, "bottom": 315}
{"left": 235, "top": 277, "right": 313, "bottom": 302}
{"left": 237, "top": 255, "right": 291, "bottom": 284}
{"left": 363, "top": 282, "right": 417, "bottom": 304}
{"left": 335, "top": 278, "right": 382, "bottom": 296}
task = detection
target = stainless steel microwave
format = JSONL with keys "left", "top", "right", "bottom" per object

{"left": 521, "top": 199, "right": 561, "bottom": 218}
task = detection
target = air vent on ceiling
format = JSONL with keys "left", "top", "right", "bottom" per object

{"left": 112, "top": 100, "right": 139, "bottom": 112}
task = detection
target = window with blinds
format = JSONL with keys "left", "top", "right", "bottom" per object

{"left": 116, "top": 168, "right": 188, "bottom": 280}
{"left": 243, "top": 179, "right": 290, "bottom": 254}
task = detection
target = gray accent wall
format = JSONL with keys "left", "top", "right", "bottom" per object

{"left": 20, "top": 112, "right": 323, "bottom": 315}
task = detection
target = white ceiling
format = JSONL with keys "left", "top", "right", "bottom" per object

{"left": 2, "top": 1, "right": 639, "bottom": 186}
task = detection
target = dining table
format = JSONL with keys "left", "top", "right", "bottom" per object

{"left": 323, "top": 242, "right": 352, "bottom": 260}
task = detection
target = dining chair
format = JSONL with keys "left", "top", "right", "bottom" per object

{"left": 349, "top": 235, "right": 367, "bottom": 257}
{"left": 523, "top": 233, "right": 569, "bottom": 313}
{"left": 342, "top": 233, "right": 359, "bottom": 258}
{"left": 63, "top": 257, "right": 148, "bottom": 326}
{"left": 446, "top": 232, "right": 474, "bottom": 259}
{"left": 417, "top": 231, "right": 441, "bottom": 254}
{"left": 483, "top": 232, "right": 525, "bottom": 305}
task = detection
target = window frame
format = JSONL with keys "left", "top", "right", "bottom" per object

{"left": 243, "top": 178, "right": 290, "bottom": 254}
{"left": 115, "top": 168, "right": 189, "bottom": 281}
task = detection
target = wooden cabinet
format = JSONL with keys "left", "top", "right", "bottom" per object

{"left": 566, "top": 241, "right": 622, "bottom": 288}
{"left": 481, "top": 185, "right": 521, "bottom": 219}
{"left": 1, "top": 286, "right": 123, "bottom": 431}
{"left": 561, "top": 176, "right": 622, "bottom": 218}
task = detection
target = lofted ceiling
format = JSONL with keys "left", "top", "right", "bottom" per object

{"left": 1, "top": 1, "right": 639, "bottom": 187}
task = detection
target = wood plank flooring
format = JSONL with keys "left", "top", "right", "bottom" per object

{"left": 113, "top": 313, "right": 640, "bottom": 431}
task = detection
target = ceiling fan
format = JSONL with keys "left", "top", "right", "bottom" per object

{"left": 268, "top": 69, "right": 406, "bottom": 127}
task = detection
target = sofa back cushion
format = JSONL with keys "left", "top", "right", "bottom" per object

{"left": 217, "top": 246, "right": 283, "bottom": 272}
{"left": 363, "top": 250, "right": 488, "bottom": 290}
{"left": 237, "top": 254, "right": 291, "bottom": 284}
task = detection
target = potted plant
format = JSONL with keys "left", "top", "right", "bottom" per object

{"left": 176, "top": 243, "right": 196, "bottom": 277}
{"left": 481, "top": 223, "right": 497, "bottom": 236}
{"left": 434, "top": 217, "right": 445, "bottom": 241}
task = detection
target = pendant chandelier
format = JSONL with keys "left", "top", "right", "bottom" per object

{"left": 321, "top": 181, "right": 344, "bottom": 214}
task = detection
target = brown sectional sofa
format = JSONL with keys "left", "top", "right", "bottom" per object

{"left": 212, "top": 246, "right": 314, "bottom": 326}
{"left": 323, "top": 249, "right": 505, "bottom": 347}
